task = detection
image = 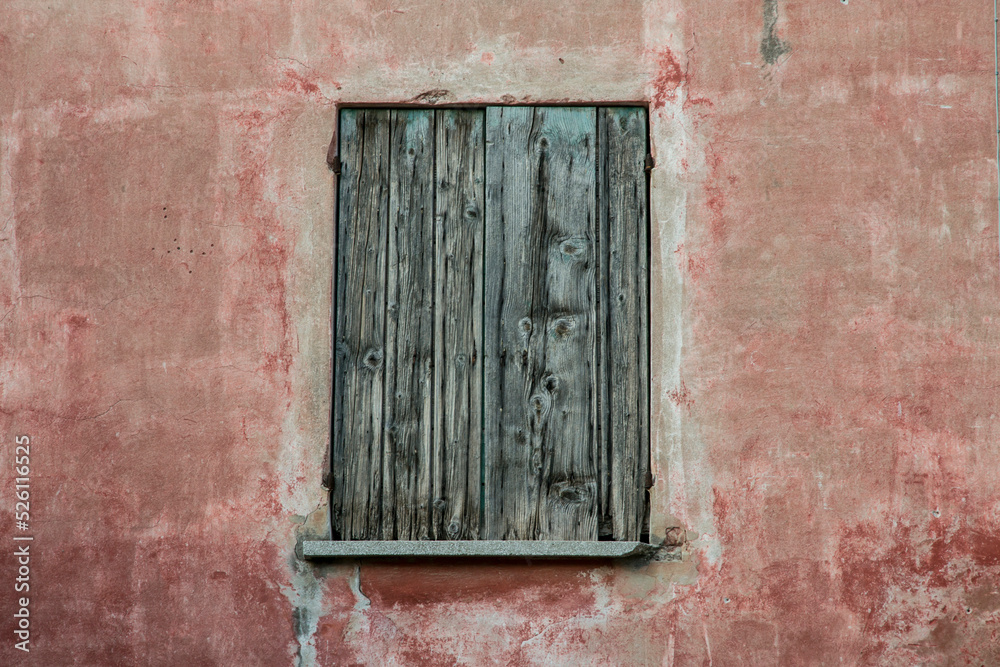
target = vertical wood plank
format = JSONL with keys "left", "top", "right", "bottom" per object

{"left": 637, "top": 111, "right": 650, "bottom": 541}
{"left": 484, "top": 106, "right": 599, "bottom": 540}
{"left": 383, "top": 109, "right": 435, "bottom": 540}
{"left": 601, "top": 107, "right": 648, "bottom": 541}
{"left": 596, "top": 113, "right": 611, "bottom": 540}
{"left": 433, "top": 109, "right": 485, "bottom": 540}
{"left": 483, "top": 106, "right": 531, "bottom": 540}
{"left": 333, "top": 109, "right": 391, "bottom": 540}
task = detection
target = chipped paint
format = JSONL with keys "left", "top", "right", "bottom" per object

{"left": 1, "top": 0, "right": 998, "bottom": 663}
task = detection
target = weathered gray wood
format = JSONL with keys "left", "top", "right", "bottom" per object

{"left": 433, "top": 109, "right": 485, "bottom": 540}
{"left": 595, "top": 113, "right": 611, "bottom": 540}
{"left": 638, "top": 113, "right": 650, "bottom": 541}
{"left": 484, "top": 106, "right": 599, "bottom": 540}
{"left": 334, "top": 105, "right": 648, "bottom": 545}
{"left": 333, "top": 109, "right": 391, "bottom": 540}
{"left": 600, "top": 107, "right": 648, "bottom": 541}
{"left": 382, "top": 109, "right": 435, "bottom": 540}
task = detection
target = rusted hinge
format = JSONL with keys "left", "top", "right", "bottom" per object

{"left": 327, "top": 135, "right": 340, "bottom": 174}
{"left": 644, "top": 154, "right": 655, "bottom": 173}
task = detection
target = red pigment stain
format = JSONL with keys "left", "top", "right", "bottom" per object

{"left": 693, "top": 151, "right": 728, "bottom": 247}
{"left": 254, "top": 229, "right": 293, "bottom": 379}
{"left": 280, "top": 68, "right": 320, "bottom": 95}
{"left": 684, "top": 94, "right": 714, "bottom": 111}
{"left": 668, "top": 381, "right": 694, "bottom": 410}
{"left": 481, "top": 51, "right": 494, "bottom": 64}
{"left": 650, "top": 48, "right": 684, "bottom": 108}
{"left": 969, "top": 530, "right": 1000, "bottom": 567}
{"left": 359, "top": 562, "right": 596, "bottom": 612}
{"left": 223, "top": 108, "right": 294, "bottom": 387}
{"left": 686, "top": 252, "right": 709, "bottom": 281}
{"left": 252, "top": 474, "right": 284, "bottom": 516}
{"left": 704, "top": 183, "right": 727, "bottom": 244}
{"left": 839, "top": 521, "right": 1000, "bottom": 628}
{"left": 712, "top": 488, "right": 733, "bottom": 538}
{"left": 62, "top": 313, "right": 90, "bottom": 330}
{"left": 673, "top": 242, "right": 711, "bottom": 280}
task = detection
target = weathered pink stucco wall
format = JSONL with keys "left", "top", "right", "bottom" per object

{"left": 1, "top": 1, "right": 998, "bottom": 664}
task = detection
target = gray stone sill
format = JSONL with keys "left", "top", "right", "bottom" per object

{"left": 303, "top": 540, "right": 654, "bottom": 559}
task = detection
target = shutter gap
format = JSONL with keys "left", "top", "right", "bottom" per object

{"left": 479, "top": 109, "right": 488, "bottom": 540}
{"left": 381, "top": 110, "right": 392, "bottom": 539}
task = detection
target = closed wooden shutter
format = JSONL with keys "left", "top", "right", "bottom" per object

{"left": 333, "top": 106, "right": 647, "bottom": 542}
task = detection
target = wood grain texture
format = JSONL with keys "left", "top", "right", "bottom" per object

{"left": 334, "top": 106, "right": 648, "bottom": 543}
{"left": 595, "top": 113, "right": 611, "bottom": 541}
{"left": 433, "top": 109, "right": 485, "bottom": 540}
{"left": 333, "top": 109, "right": 391, "bottom": 540}
{"left": 484, "top": 106, "right": 599, "bottom": 540}
{"left": 600, "top": 107, "right": 648, "bottom": 541}
{"left": 383, "top": 109, "right": 435, "bottom": 539}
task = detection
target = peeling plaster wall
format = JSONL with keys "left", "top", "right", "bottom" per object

{"left": 1, "top": 0, "right": 997, "bottom": 664}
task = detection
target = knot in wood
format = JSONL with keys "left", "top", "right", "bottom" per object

{"left": 550, "top": 316, "right": 576, "bottom": 338}
{"left": 518, "top": 317, "right": 533, "bottom": 334}
{"left": 551, "top": 480, "right": 592, "bottom": 505}
{"left": 529, "top": 392, "right": 551, "bottom": 418}
{"left": 559, "top": 238, "right": 587, "bottom": 258}
{"left": 361, "top": 347, "right": 383, "bottom": 371}
{"left": 530, "top": 449, "right": 543, "bottom": 474}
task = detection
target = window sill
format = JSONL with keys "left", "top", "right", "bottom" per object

{"left": 302, "top": 540, "right": 654, "bottom": 559}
